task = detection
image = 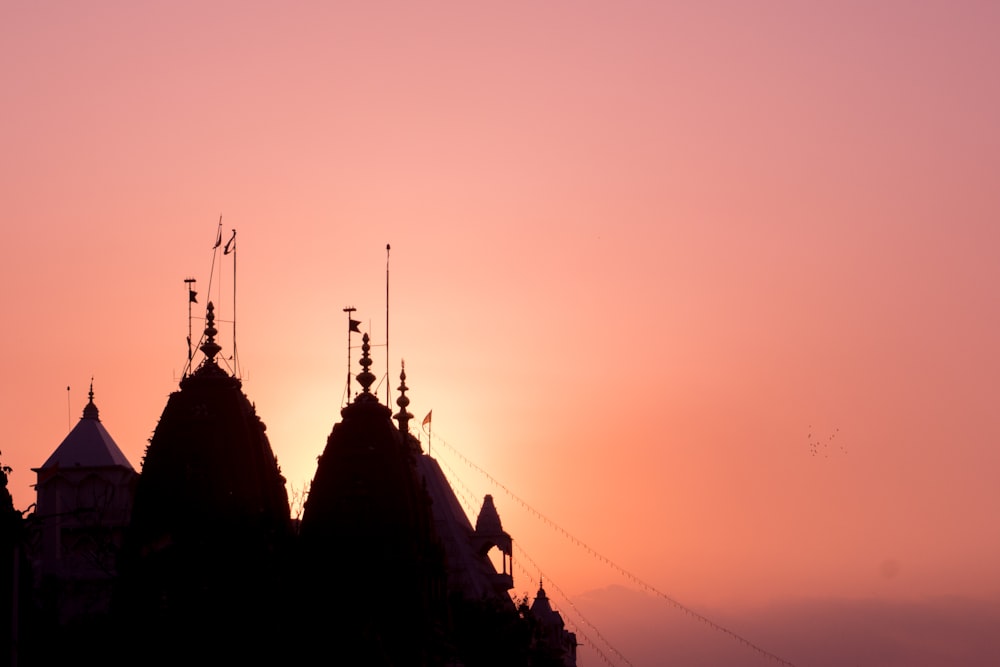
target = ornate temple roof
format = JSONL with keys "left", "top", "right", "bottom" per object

{"left": 418, "top": 456, "right": 515, "bottom": 602}
{"left": 530, "top": 581, "right": 559, "bottom": 622}
{"left": 116, "top": 302, "right": 292, "bottom": 660}
{"left": 475, "top": 494, "right": 505, "bottom": 535}
{"left": 126, "top": 302, "right": 290, "bottom": 533}
{"left": 301, "top": 334, "right": 435, "bottom": 550}
{"left": 297, "top": 333, "right": 447, "bottom": 663}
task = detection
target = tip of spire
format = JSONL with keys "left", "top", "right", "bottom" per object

{"left": 199, "top": 301, "right": 222, "bottom": 363}
{"left": 82, "top": 379, "right": 100, "bottom": 421}
{"left": 394, "top": 361, "right": 413, "bottom": 432}
{"left": 356, "top": 333, "right": 376, "bottom": 395}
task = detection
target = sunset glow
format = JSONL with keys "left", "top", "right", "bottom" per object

{"left": 4, "top": 2, "right": 1000, "bottom": 664}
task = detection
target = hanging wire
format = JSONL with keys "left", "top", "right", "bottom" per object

{"left": 509, "top": 557, "right": 623, "bottom": 667}
{"left": 432, "top": 456, "right": 631, "bottom": 667}
{"left": 514, "top": 544, "right": 634, "bottom": 667}
{"left": 429, "top": 430, "right": 799, "bottom": 667}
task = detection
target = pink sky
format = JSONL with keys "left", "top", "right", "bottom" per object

{"left": 3, "top": 2, "right": 999, "bottom": 664}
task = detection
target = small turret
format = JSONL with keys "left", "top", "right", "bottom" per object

{"left": 199, "top": 301, "right": 222, "bottom": 363}
{"left": 355, "top": 332, "right": 377, "bottom": 399}
{"left": 82, "top": 378, "right": 99, "bottom": 420}
{"left": 394, "top": 361, "right": 414, "bottom": 433}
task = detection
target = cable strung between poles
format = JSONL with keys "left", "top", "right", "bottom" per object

{"left": 431, "top": 431, "right": 799, "bottom": 667}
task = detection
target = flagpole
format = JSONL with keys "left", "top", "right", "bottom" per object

{"left": 385, "top": 243, "right": 391, "bottom": 406}
{"left": 423, "top": 411, "right": 432, "bottom": 456}
{"left": 208, "top": 216, "right": 222, "bottom": 310}
{"left": 344, "top": 306, "right": 357, "bottom": 406}
{"left": 225, "top": 229, "right": 237, "bottom": 377}
{"left": 233, "top": 232, "right": 237, "bottom": 376}
{"left": 184, "top": 277, "right": 196, "bottom": 376}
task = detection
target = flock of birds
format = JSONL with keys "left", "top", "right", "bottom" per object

{"left": 807, "top": 426, "right": 845, "bottom": 457}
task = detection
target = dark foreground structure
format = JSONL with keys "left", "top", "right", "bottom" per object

{"left": 6, "top": 304, "right": 575, "bottom": 667}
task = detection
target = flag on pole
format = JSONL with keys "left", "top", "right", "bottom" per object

{"left": 213, "top": 226, "right": 222, "bottom": 249}
{"left": 422, "top": 410, "right": 432, "bottom": 428}
{"left": 349, "top": 319, "right": 362, "bottom": 333}
{"left": 189, "top": 289, "right": 198, "bottom": 303}
{"left": 223, "top": 229, "right": 236, "bottom": 255}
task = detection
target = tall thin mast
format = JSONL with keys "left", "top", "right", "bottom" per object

{"left": 209, "top": 216, "right": 222, "bottom": 305}
{"left": 184, "top": 277, "right": 197, "bottom": 376}
{"left": 344, "top": 306, "right": 358, "bottom": 406}
{"left": 385, "top": 243, "right": 391, "bottom": 405}
{"left": 224, "top": 229, "right": 237, "bottom": 376}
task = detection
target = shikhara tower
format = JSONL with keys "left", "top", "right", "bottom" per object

{"left": 299, "top": 332, "right": 577, "bottom": 665}
{"left": 115, "top": 301, "right": 292, "bottom": 662}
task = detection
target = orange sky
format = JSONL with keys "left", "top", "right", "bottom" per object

{"left": 3, "top": 2, "right": 1000, "bottom": 664}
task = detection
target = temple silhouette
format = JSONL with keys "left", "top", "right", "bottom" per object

{"left": 4, "top": 298, "right": 576, "bottom": 666}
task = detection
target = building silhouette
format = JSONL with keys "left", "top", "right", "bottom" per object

{"left": 527, "top": 581, "right": 578, "bottom": 666}
{"left": 12, "top": 301, "right": 577, "bottom": 666}
{"left": 115, "top": 301, "right": 293, "bottom": 662}
{"left": 2, "top": 450, "right": 31, "bottom": 667}
{"left": 27, "top": 382, "right": 137, "bottom": 661}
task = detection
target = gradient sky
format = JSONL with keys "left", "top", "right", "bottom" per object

{"left": 3, "top": 2, "right": 999, "bottom": 665}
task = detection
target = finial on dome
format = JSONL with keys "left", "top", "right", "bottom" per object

{"left": 82, "top": 378, "right": 100, "bottom": 420}
{"left": 394, "top": 360, "right": 413, "bottom": 432}
{"left": 356, "top": 332, "right": 376, "bottom": 394}
{"left": 200, "top": 301, "right": 222, "bottom": 362}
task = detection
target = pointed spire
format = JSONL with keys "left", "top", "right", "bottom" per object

{"left": 82, "top": 377, "right": 100, "bottom": 421}
{"left": 200, "top": 301, "right": 222, "bottom": 363}
{"left": 475, "top": 494, "right": 505, "bottom": 535}
{"left": 394, "top": 360, "right": 413, "bottom": 432}
{"left": 356, "top": 332, "right": 376, "bottom": 395}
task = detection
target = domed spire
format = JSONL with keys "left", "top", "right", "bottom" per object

{"left": 475, "top": 494, "right": 504, "bottom": 533}
{"left": 394, "top": 361, "right": 413, "bottom": 433}
{"left": 82, "top": 377, "right": 100, "bottom": 420}
{"left": 200, "top": 301, "right": 222, "bottom": 363}
{"left": 356, "top": 332, "right": 376, "bottom": 396}
{"left": 530, "top": 577, "right": 557, "bottom": 618}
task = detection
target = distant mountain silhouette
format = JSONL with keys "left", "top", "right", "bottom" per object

{"left": 572, "top": 585, "right": 1000, "bottom": 667}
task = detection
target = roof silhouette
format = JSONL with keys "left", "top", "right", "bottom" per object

{"left": 37, "top": 385, "right": 133, "bottom": 471}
